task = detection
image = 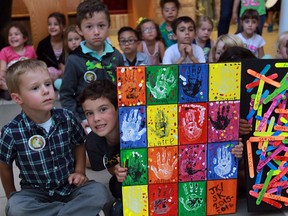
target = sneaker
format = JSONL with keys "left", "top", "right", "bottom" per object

{"left": 110, "top": 198, "right": 123, "bottom": 216}
{"left": 267, "top": 24, "right": 273, "bottom": 32}
{"left": 97, "top": 210, "right": 105, "bottom": 216}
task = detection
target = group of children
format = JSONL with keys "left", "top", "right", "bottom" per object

{"left": 0, "top": 0, "right": 288, "bottom": 215}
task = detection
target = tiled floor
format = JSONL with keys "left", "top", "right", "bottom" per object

{"left": 0, "top": 24, "right": 283, "bottom": 215}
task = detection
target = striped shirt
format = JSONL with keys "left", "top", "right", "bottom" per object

{"left": 0, "top": 108, "right": 86, "bottom": 196}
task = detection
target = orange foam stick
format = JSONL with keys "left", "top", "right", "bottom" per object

{"left": 264, "top": 192, "right": 288, "bottom": 204}
{"left": 274, "top": 156, "right": 288, "bottom": 161}
{"left": 246, "top": 73, "right": 278, "bottom": 89}
{"left": 249, "top": 136, "right": 286, "bottom": 142}
{"left": 275, "top": 108, "right": 288, "bottom": 114}
{"left": 274, "top": 125, "right": 288, "bottom": 132}
{"left": 249, "top": 191, "right": 282, "bottom": 208}
{"left": 246, "top": 140, "right": 254, "bottom": 178}
{"left": 247, "top": 69, "right": 281, "bottom": 88}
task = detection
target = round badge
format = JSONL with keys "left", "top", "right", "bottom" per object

{"left": 84, "top": 71, "right": 97, "bottom": 83}
{"left": 28, "top": 135, "right": 46, "bottom": 151}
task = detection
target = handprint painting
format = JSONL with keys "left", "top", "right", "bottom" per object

{"left": 178, "top": 181, "right": 206, "bottom": 215}
{"left": 179, "top": 64, "right": 208, "bottom": 103}
{"left": 121, "top": 148, "right": 148, "bottom": 186}
{"left": 123, "top": 185, "right": 148, "bottom": 216}
{"left": 146, "top": 65, "right": 178, "bottom": 105}
{"left": 209, "top": 63, "right": 241, "bottom": 101}
{"left": 149, "top": 183, "right": 178, "bottom": 215}
{"left": 179, "top": 103, "right": 207, "bottom": 144}
{"left": 148, "top": 146, "right": 178, "bottom": 184}
{"left": 147, "top": 105, "right": 178, "bottom": 147}
{"left": 179, "top": 144, "right": 206, "bottom": 182}
{"left": 117, "top": 66, "right": 146, "bottom": 107}
{"left": 119, "top": 106, "right": 147, "bottom": 149}
{"left": 208, "top": 101, "right": 240, "bottom": 142}
{"left": 207, "top": 142, "right": 238, "bottom": 180}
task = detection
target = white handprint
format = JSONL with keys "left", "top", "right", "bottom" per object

{"left": 121, "top": 109, "right": 146, "bottom": 142}
{"left": 213, "top": 146, "right": 232, "bottom": 178}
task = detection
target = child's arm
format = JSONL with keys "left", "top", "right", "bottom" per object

{"left": 232, "top": 0, "right": 240, "bottom": 24}
{"left": 68, "top": 144, "right": 88, "bottom": 186}
{"left": 108, "top": 157, "right": 128, "bottom": 182}
{"left": 239, "top": 118, "right": 252, "bottom": 135}
{"left": 231, "top": 140, "right": 244, "bottom": 159}
{"left": 258, "top": 47, "right": 264, "bottom": 59}
{"left": 0, "top": 162, "right": 16, "bottom": 199}
{"left": 185, "top": 44, "right": 200, "bottom": 63}
{"left": 0, "top": 60, "right": 7, "bottom": 73}
{"left": 176, "top": 44, "right": 188, "bottom": 64}
{"left": 158, "top": 41, "right": 166, "bottom": 62}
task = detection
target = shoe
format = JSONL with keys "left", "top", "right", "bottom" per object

{"left": 110, "top": 198, "right": 123, "bottom": 216}
{"left": 267, "top": 24, "right": 273, "bottom": 32}
{"left": 97, "top": 210, "right": 105, "bottom": 216}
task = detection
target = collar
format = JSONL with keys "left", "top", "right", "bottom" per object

{"left": 80, "top": 40, "right": 114, "bottom": 60}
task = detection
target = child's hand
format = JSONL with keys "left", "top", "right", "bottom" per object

{"left": 184, "top": 44, "right": 193, "bottom": 57}
{"left": 179, "top": 44, "right": 187, "bottom": 58}
{"left": 68, "top": 173, "right": 88, "bottom": 186}
{"left": 231, "top": 140, "right": 244, "bottom": 159}
{"left": 114, "top": 157, "right": 128, "bottom": 182}
{"left": 239, "top": 118, "right": 252, "bottom": 135}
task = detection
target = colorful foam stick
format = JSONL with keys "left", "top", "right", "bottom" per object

{"left": 249, "top": 190, "right": 282, "bottom": 208}
{"left": 249, "top": 136, "right": 286, "bottom": 142}
{"left": 257, "top": 144, "right": 285, "bottom": 172}
{"left": 262, "top": 117, "right": 275, "bottom": 152}
{"left": 268, "top": 165, "right": 288, "bottom": 189}
{"left": 247, "top": 64, "right": 271, "bottom": 93}
{"left": 256, "top": 170, "right": 275, "bottom": 205}
{"left": 275, "top": 108, "right": 288, "bottom": 114}
{"left": 246, "top": 140, "right": 254, "bottom": 178}
{"left": 253, "top": 79, "right": 265, "bottom": 110}
{"left": 247, "top": 69, "right": 281, "bottom": 88}
{"left": 246, "top": 73, "right": 278, "bottom": 89}
{"left": 264, "top": 73, "right": 288, "bottom": 104}
{"left": 274, "top": 125, "right": 288, "bottom": 132}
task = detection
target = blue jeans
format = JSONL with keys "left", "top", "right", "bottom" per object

{"left": 217, "top": 0, "right": 235, "bottom": 37}
{"left": 6, "top": 180, "right": 109, "bottom": 216}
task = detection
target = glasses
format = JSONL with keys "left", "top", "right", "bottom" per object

{"left": 119, "top": 39, "right": 138, "bottom": 45}
{"left": 142, "top": 26, "right": 156, "bottom": 33}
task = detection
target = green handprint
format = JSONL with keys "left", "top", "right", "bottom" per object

{"left": 124, "top": 152, "right": 146, "bottom": 185}
{"left": 147, "top": 67, "right": 177, "bottom": 99}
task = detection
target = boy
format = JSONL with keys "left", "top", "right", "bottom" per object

{"left": 0, "top": 59, "right": 109, "bottom": 216}
{"left": 118, "top": 26, "right": 150, "bottom": 66}
{"left": 159, "top": 0, "right": 181, "bottom": 48}
{"left": 162, "top": 16, "right": 206, "bottom": 64}
{"left": 60, "top": 0, "right": 124, "bottom": 126}
{"left": 79, "top": 80, "right": 127, "bottom": 215}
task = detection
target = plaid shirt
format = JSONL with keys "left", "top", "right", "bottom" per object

{"left": 0, "top": 108, "right": 86, "bottom": 196}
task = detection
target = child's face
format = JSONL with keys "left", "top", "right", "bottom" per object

{"left": 277, "top": 39, "right": 288, "bottom": 59}
{"left": 12, "top": 69, "right": 55, "bottom": 116}
{"left": 8, "top": 26, "right": 27, "bottom": 49}
{"left": 119, "top": 31, "right": 139, "bottom": 56}
{"left": 67, "top": 31, "right": 82, "bottom": 51}
{"left": 82, "top": 97, "right": 118, "bottom": 138}
{"left": 78, "top": 11, "right": 109, "bottom": 51}
{"left": 241, "top": 18, "right": 258, "bottom": 36}
{"left": 141, "top": 21, "right": 157, "bottom": 41}
{"left": 162, "top": 2, "right": 178, "bottom": 23}
{"left": 215, "top": 40, "right": 225, "bottom": 62}
{"left": 175, "top": 21, "right": 195, "bottom": 45}
{"left": 196, "top": 21, "right": 213, "bottom": 42}
{"left": 48, "top": 17, "right": 64, "bottom": 37}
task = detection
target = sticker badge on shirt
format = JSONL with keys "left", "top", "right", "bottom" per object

{"left": 28, "top": 135, "right": 46, "bottom": 151}
{"left": 84, "top": 71, "right": 97, "bottom": 83}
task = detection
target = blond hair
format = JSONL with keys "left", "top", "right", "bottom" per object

{"left": 276, "top": 31, "right": 288, "bottom": 50}
{"left": 212, "top": 34, "right": 244, "bottom": 62}
{"left": 6, "top": 59, "right": 48, "bottom": 94}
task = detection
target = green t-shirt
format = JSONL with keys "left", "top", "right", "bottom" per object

{"left": 240, "top": 0, "right": 266, "bottom": 16}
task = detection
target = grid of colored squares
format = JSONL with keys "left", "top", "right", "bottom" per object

{"left": 117, "top": 64, "right": 240, "bottom": 215}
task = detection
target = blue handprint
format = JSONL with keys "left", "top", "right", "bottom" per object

{"left": 121, "top": 109, "right": 146, "bottom": 142}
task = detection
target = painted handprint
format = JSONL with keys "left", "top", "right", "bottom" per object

{"left": 121, "top": 109, "right": 146, "bottom": 142}
{"left": 180, "top": 65, "right": 202, "bottom": 97}
{"left": 182, "top": 109, "right": 201, "bottom": 140}
{"left": 152, "top": 185, "right": 173, "bottom": 214}
{"left": 125, "top": 186, "right": 146, "bottom": 214}
{"left": 213, "top": 146, "right": 232, "bottom": 178}
{"left": 124, "top": 151, "right": 146, "bottom": 185}
{"left": 122, "top": 67, "right": 139, "bottom": 99}
{"left": 147, "top": 67, "right": 177, "bottom": 99}
{"left": 209, "top": 105, "right": 232, "bottom": 130}
{"left": 154, "top": 109, "right": 168, "bottom": 138}
{"left": 179, "top": 182, "right": 204, "bottom": 211}
{"left": 151, "top": 149, "right": 178, "bottom": 180}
